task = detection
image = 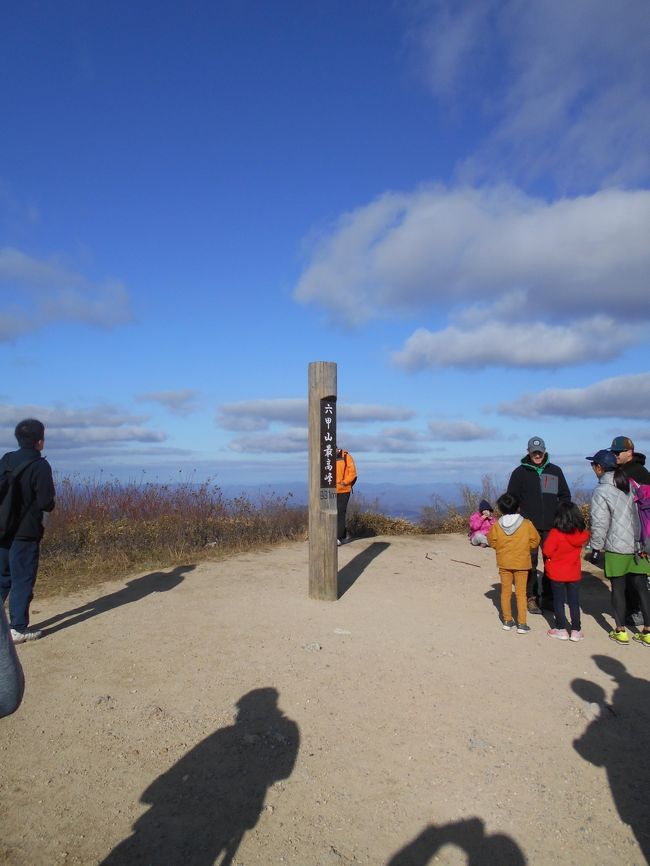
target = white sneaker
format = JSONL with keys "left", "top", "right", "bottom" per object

{"left": 10, "top": 628, "right": 42, "bottom": 643}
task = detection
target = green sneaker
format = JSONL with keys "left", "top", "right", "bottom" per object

{"left": 632, "top": 632, "right": 650, "bottom": 647}
{"left": 609, "top": 629, "right": 630, "bottom": 645}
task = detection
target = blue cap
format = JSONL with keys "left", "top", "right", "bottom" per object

{"left": 586, "top": 449, "right": 617, "bottom": 471}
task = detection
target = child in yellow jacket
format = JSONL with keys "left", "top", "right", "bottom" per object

{"left": 487, "top": 492, "right": 541, "bottom": 633}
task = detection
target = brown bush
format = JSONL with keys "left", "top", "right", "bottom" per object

{"left": 38, "top": 477, "right": 307, "bottom": 596}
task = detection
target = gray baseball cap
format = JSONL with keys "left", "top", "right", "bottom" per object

{"left": 527, "top": 436, "right": 546, "bottom": 454}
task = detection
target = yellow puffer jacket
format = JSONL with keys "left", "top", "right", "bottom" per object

{"left": 336, "top": 450, "right": 357, "bottom": 494}
{"left": 487, "top": 516, "right": 540, "bottom": 570}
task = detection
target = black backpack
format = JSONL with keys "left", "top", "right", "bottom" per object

{"left": 0, "top": 457, "right": 40, "bottom": 544}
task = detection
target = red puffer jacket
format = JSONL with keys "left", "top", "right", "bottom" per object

{"left": 542, "top": 528, "right": 590, "bottom": 582}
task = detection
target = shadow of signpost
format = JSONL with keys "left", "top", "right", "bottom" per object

{"left": 99, "top": 687, "right": 300, "bottom": 866}
{"left": 387, "top": 818, "right": 526, "bottom": 866}
{"left": 572, "top": 655, "right": 650, "bottom": 863}
{"left": 35, "top": 564, "right": 194, "bottom": 636}
{"left": 337, "top": 541, "right": 390, "bottom": 598}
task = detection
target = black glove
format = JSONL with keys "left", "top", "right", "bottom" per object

{"left": 589, "top": 549, "right": 601, "bottom": 564}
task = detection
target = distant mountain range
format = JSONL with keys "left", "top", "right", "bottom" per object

{"left": 219, "top": 481, "right": 464, "bottom": 520}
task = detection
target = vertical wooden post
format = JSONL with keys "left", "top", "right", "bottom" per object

{"left": 308, "top": 361, "right": 338, "bottom": 600}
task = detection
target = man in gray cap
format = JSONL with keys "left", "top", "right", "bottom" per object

{"left": 507, "top": 436, "right": 571, "bottom": 614}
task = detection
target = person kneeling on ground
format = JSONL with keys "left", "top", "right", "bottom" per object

{"left": 468, "top": 500, "right": 496, "bottom": 547}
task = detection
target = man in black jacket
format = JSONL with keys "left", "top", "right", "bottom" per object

{"left": 507, "top": 436, "right": 571, "bottom": 615}
{"left": 610, "top": 436, "right": 650, "bottom": 484}
{"left": 0, "top": 419, "right": 55, "bottom": 643}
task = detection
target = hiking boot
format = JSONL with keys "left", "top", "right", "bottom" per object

{"left": 547, "top": 628, "right": 569, "bottom": 640}
{"left": 10, "top": 628, "right": 42, "bottom": 644}
{"left": 502, "top": 619, "right": 515, "bottom": 630}
{"left": 608, "top": 629, "right": 630, "bottom": 645}
{"left": 632, "top": 632, "right": 650, "bottom": 647}
{"left": 527, "top": 598, "right": 542, "bottom": 615}
{"left": 516, "top": 623, "right": 531, "bottom": 634}
{"left": 569, "top": 630, "right": 584, "bottom": 642}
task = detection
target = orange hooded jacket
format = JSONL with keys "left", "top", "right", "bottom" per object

{"left": 336, "top": 449, "right": 357, "bottom": 494}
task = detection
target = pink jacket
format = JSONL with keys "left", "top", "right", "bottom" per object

{"left": 468, "top": 511, "right": 496, "bottom": 541}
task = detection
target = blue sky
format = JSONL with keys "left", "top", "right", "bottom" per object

{"left": 2, "top": 0, "right": 649, "bottom": 494}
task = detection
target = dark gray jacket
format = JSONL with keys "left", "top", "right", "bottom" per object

{"left": 0, "top": 447, "right": 55, "bottom": 541}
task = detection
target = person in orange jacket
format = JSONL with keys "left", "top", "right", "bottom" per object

{"left": 336, "top": 447, "right": 357, "bottom": 545}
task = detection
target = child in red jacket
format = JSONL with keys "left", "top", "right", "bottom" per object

{"left": 542, "top": 502, "right": 590, "bottom": 642}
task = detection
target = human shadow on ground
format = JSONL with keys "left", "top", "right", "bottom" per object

{"left": 99, "top": 687, "right": 299, "bottom": 866}
{"left": 576, "top": 569, "right": 613, "bottom": 634}
{"left": 337, "top": 541, "right": 390, "bottom": 598}
{"left": 572, "top": 655, "right": 650, "bottom": 863}
{"left": 484, "top": 583, "right": 501, "bottom": 617}
{"left": 386, "top": 818, "right": 526, "bottom": 865}
{"left": 35, "top": 564, "right": 194, "bottom": 636}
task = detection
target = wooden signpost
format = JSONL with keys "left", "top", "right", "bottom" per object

{"left": 308, "top": 361, "right": 338, "bottom": 600}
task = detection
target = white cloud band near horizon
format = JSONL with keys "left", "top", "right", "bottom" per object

{"left": 217, "top": 398, "right": 415, "bottom": 432}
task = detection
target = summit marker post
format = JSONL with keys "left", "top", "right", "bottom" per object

{"left": 308, "top": 361, "right": 338, "bottom": 600}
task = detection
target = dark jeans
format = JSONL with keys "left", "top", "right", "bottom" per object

{"left": 337, "top": 492, "right": 350, "bottom": 541}
{"left": 0, "top": 539, "right": 40, "bottom": 632}
{"left": 550, "top": 581, "right": 581, "bottom": 631}
{"left": 528, "top": 531, "right": 550, "bottom": 601}
{"left": 611, "top": 574, "right": 650, "bottom": 629}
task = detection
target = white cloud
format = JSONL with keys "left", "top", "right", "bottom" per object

{"left": 228, "top": 426, "right": 433, "bottom": 456}
{"left": 294, "top": 186, "right": 650, "bottom": 324}
{"left": 0, "top": 402, "right": 167, "bottom": 450}
{"left": 393, "top": 317, "right": 635, "bottom": 370}
{"left": 230, "top": 427, "right": 307, "bottom": 454}
{"left": 217, "top": 398, "right": 414, "bottom": 431}
{"left": 339, "top": 404, "right": 415, "bottom": 422}
{"left": 427, "top": 420, "right": 497, "bottom": 441}
{"left": 217, "top": 399, "right": 307, "bottom": 432}
{"left": 137, "top": 389, "right": 200, "bottom": 416}
{"left": 0, "top": 246, "right": 133, "bottom": 341}
{"left": 411, "top": 0, "right": 650, "bottom": 189}
{"left": 294, "top": 184, "right": 650, "bottom": 369}
{"left": 497, "top": 372, "right": 650, "bottom": 419}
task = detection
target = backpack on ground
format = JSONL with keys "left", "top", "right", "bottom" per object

{"left": 0, "top": 458, "right": 39, "bottom": 544}
{"left": 630, "top": 479, "right": 650, "bottom": 554}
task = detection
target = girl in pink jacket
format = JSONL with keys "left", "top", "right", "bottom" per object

{"left": 468, "top": 500, "right": 496, "bottom": 547}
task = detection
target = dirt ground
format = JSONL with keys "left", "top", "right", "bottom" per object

{"left": 1, "top": 533, "right": 649, "bottom": 866}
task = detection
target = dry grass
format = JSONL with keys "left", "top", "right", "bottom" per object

{"left": 38, "top": 477, "right": 307, "bottom": 597}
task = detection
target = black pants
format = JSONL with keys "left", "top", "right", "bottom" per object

{"left": 611, "top": 573, "right": 650, "bottom": 628}
{"left": 550, "top": 581, "right": 581, "bottom": 631}
{"left": 337, "top": 492, "right": 350, "bottom": 541}
{"left": 527, "top": 531, "right": 550, "bottom": 601}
